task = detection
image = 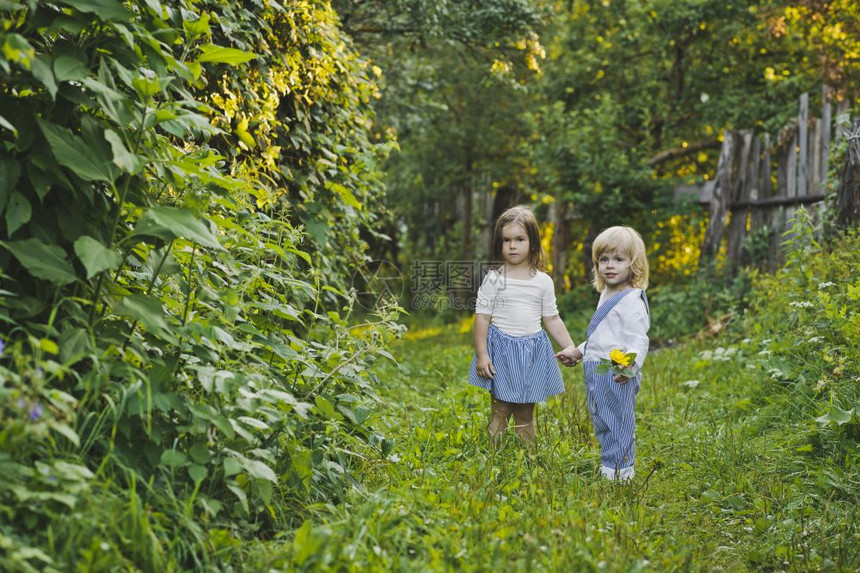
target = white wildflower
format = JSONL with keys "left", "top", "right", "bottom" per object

{"left": 699, "top": 347, "right": 739, "bottom": 362}
{"left": 682, "top": 380, "right": 700, "bottom": 388}
{"left": 789, "top": 301, "right": 814, "bottom": 308}
{"left": 818, "top": 282, "right": 835, "bottom": 289}
{"left": 768, "top": 368, "right": 785, "bottom": 380}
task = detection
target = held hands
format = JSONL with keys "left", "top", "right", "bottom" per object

{"left": 555, "top": 345, "right": 583, "bottom": 367}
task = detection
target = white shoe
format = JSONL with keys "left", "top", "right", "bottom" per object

{"left": 600, "top": 465, "right": 634, "bottom": 481}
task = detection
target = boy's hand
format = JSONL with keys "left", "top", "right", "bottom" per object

{"left": 614, "top": 374, "right": 630, "bottom": 384}
{"left": 555, "top": 345, "right": 582, "bottom": 367}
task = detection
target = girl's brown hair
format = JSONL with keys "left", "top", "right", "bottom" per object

{"left": 590, "top": 226, "right": 649, "bottom": 291}
{"left": 491, "top": 206, "right": 546, "bottom": 271}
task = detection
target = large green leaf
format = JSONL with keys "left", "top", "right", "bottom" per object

{"left": 36, "top": 118, "right": 118, "bottom": 183}
{"left": 195, "top": 44, "right": 258, "bottom": 65}
{"left": 328, "top": 182, "right": 362, "bottom": 210}
{"left": 74, "top": 235, "right": 121, "bottom": 278}
{"left": 104, "top": 129, "right": 145, "bottom": 174}
{"left": 31, "top": 55, "right": 58, "bottom": 99}
{"left": 53, "top": 54, "right": 89, "bottom": 82}
{"left": 130, "top": 206, "right": 223, "bottom": 250}
{"left": 240, "top": 456, "right": 277, "bottom": 483}
{"left": 58, "top": 0, "right": 132, "bottom": 20}
{"left": 160, "top": 449, "right": 189, "bottom": 468}
{"left": 0, "top": 156, "right": 21, "bottom": 211}
{"left": 81, "top": 74, "right": 132, "bottom": 126}
{"left": 0, "top": 238, "right": 77, "bottom": 285}
{"left": 114, "top": 294, "right": 171, "bottom": 337}
{"left": 4, "top": 192, "right": 32, "bottom": 235}
{"left": 816, "top": 407, "right": 857, "bottom": 427}
{"left": 59, "top": 326, "right": 92, "bottom": 364}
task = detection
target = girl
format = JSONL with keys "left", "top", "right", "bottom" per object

{"left": 557, "top": 226, "right": 650, "bottom": 480}
{"left": 468, "top": 206, "right": 578, "bottom": 442}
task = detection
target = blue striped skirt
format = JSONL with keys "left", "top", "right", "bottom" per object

{"left": 468, "top": 325, "right": 565, "bottom": 403}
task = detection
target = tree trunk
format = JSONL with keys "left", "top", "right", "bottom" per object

{"left": 551, "top": 202, "right": 569, "bottom": 290}
{"left": 581, "top": 224, "right": 599, "bottom": 284}
{"left": 489, "top": 185, "right": 518, "bottom": 258}
{"left": 460, "top": 185, "right": 472, "bottom": 263}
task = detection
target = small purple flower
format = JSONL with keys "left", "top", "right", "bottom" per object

{"left": 17, "top": 398, "right": 26, "bottom": 409}
{"left": 28, "top": 403, "right": 43, "bottom": 422}
{"left": 0, "top": 336, "right": 5, "bottom": 357}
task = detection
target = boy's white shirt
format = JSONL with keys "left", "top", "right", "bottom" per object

{"left": 474, "top": 270, "right": 558, "bottom": 337}
{"left": 577, "top": 288, "right": 650, "bottom": 369}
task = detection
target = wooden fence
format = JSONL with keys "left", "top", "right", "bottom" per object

{"left": 696, "top": 87, "right": 851, "bottom": 274}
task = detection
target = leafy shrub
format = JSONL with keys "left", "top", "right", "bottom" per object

{"left": 0, "top": 0, "right": 399, "bottom": 569}
{"left": 742, "top": 211, "right": 860, "bottom": 458}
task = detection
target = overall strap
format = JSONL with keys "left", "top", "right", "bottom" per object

{"left": 640, "top": 290, "right": 650, "bottom": 315}
{"left": 586, "top": 289, "right": 636, "bottom": 339}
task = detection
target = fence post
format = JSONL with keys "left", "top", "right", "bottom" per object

{"left": 726, "top": 130, "right": 754, "bottom": 274}
{"left": 821, "top": 86, "right": 832, "bottom": 186}
{"left": 698, "top": 131, "right": 735, "bottom": 271}
{"left": 798, "top": 93, "right": 809, "bottom": 199}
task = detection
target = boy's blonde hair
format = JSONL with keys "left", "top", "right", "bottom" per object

{"left": 590, "top": 226, "right": 649, "bottom": 291}
{"left": 492, "top": 206, "right": 546, "bottom": 271}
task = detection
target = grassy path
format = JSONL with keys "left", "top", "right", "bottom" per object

{"left": 269, "top": 318, "right": 858, "bottom": 571}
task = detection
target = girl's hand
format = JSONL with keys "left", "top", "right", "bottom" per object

{"left": 476, "top": 357, "right": 495, "bottom": 379}
{"left": 614, "top": 374, "right": 630, "bottom": 384}
{"left": 555, "top": 345, "right": 582, "bottom": 367}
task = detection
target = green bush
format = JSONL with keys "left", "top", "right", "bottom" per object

{"left": 0, "top": 1, "right": 399, "bottom": 569}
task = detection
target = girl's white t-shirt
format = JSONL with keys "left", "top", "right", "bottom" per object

{"left": 474, "top": 270, "right": 559, "bottom": 336}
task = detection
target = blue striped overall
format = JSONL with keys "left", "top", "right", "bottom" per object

{"left": 583, "top": 289, "right": 649, "bottom": 477}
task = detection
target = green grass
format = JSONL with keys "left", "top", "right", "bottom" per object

{"left": 247, "top": 316, "right": 858, "bottom": 571}
{"left": 242, "top": 227, "right": 860, "bottom": 571}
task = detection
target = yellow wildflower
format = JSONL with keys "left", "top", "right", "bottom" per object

{"left": 610, "top": 348, "right": 633, "bottom": 367}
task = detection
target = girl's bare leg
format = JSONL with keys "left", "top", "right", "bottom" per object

{"left": 489, "top": 398, "right": 514, "bottom": 441}
{"left": 511, "top": 403, "right": 536, "bottom": 442}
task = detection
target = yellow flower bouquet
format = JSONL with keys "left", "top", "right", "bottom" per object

{"left": 596, "top": 347, "right": 638, "bottom": 379}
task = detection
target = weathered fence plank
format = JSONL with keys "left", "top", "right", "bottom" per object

{"left": 821, "top": 86, "right": 831, "bottom": 183}
{"left": 798, "top": 93, "right": 809, "bottom": 199}
{"left": 726, "top": 131, "right": 754, "bottom": 273}
{"left": 698, "top": 132, "right": 735, "bottom": 269}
